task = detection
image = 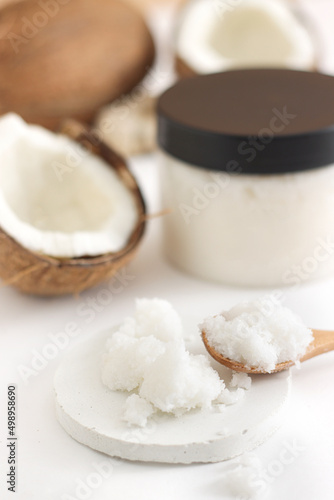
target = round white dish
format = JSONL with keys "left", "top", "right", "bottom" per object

{"left": 54, "top": 327, "right": 291, "bottom": 464}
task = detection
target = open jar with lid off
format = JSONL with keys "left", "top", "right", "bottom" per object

{"left": 157, "top": 69, "right": 334, "bottom": 287}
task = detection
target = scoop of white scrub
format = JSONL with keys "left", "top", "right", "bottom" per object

{"left": 102, "top": 298, "right": 226, "bottom": 425}
{"left": 200, "top": 299, "right": 313, "bottom": 373}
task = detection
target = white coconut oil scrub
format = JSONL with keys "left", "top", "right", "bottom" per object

{"left": 157, "top": 69, "right": 334, "bottom": 287}
{"left": 101, "top": 298, "right": 229, "bottom": 424}
{"left": 54, "top": 298, "right": 291, "bottom": 463}
{"left": 201, "top": 299, "right": 313, "bottom": 373}
{"left": 0, "top": 113, "right": 138, "bottom": 258}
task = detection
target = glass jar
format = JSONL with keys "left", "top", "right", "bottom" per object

{"left": 157, "top": 69, "right": 334, "bottom": 287}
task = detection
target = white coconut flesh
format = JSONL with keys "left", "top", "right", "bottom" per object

{"left": 176, "top": 0, "right": 316, "bottom": 73}
{"left": 0, "top": 114, "right": 138, "bottom": 258}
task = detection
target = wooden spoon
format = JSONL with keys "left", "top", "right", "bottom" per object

{"left": 202, "top": 329, "right": 334, "bottom": 374}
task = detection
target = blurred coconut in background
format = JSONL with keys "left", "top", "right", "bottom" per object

{"left": 123, "top": 0, "right": 187, "bottom": 13}
{"left": 0, "top": 0, "right": 332, "bottom": 158}
{"left": 98, "top": 0, "right": 321, "bottom": 156}
{"left": 0, "top": 0, "right": 155, "bottom": 129}
{"left": 175, "top": 0, "right": 317, "bottom": 78}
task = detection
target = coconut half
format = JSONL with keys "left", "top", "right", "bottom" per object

{"left": 175, "top": 0, "right": 317, "bottom": 77}
{"left": 0, "top": 114, "right": 146, "bottom": 296}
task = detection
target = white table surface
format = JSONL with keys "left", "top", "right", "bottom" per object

{"left": 2, "top": 2, "right": 334, "bottom": 498}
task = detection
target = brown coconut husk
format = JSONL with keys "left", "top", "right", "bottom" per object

{"left": 122, "top": 0, "right": 188, "bottom": 14}
{"left": 176, "top": 54, "right": 319, "bottom": 80}
{"left": 0, "top": 120, "right": 146, "bottom": 296}
{"left": 0, "top": 0, "right": 155, "bottom": 130}
{"left": 175, "top": 55, "right": 198, "bottom": 79}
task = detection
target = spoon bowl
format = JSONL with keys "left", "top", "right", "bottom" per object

{"left": 202, "top": 329, "right": 334, "bottom": 374}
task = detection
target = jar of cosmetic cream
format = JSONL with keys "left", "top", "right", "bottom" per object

{"left": 157, "top": 69, "right": 334, "bottom": 287}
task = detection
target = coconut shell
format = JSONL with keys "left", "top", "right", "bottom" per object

{"left": 0, "top": 121, "right": 146, "bottom": 296}
{"left": 0, "top": 0, "right": 155, "bottom": 129}
{"left": 175, "top": 55, "right": 197, "bottom": 79}
{"left": 176, "top": 54, "right": 318, "bottom": 80}
{"left": 123, "top": 0, "right": 188, "bottom": 13}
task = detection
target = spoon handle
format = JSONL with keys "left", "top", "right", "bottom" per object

{"left": 301, "top": 330, "right": 334, "bottom": 362}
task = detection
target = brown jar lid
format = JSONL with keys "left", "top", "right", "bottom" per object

{"left": 157, "top": 69, "right": 334, "bottom": 174}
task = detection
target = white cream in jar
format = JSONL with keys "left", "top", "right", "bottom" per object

{"left": 157, "top": 69, "right": 334, "bottom": 287}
